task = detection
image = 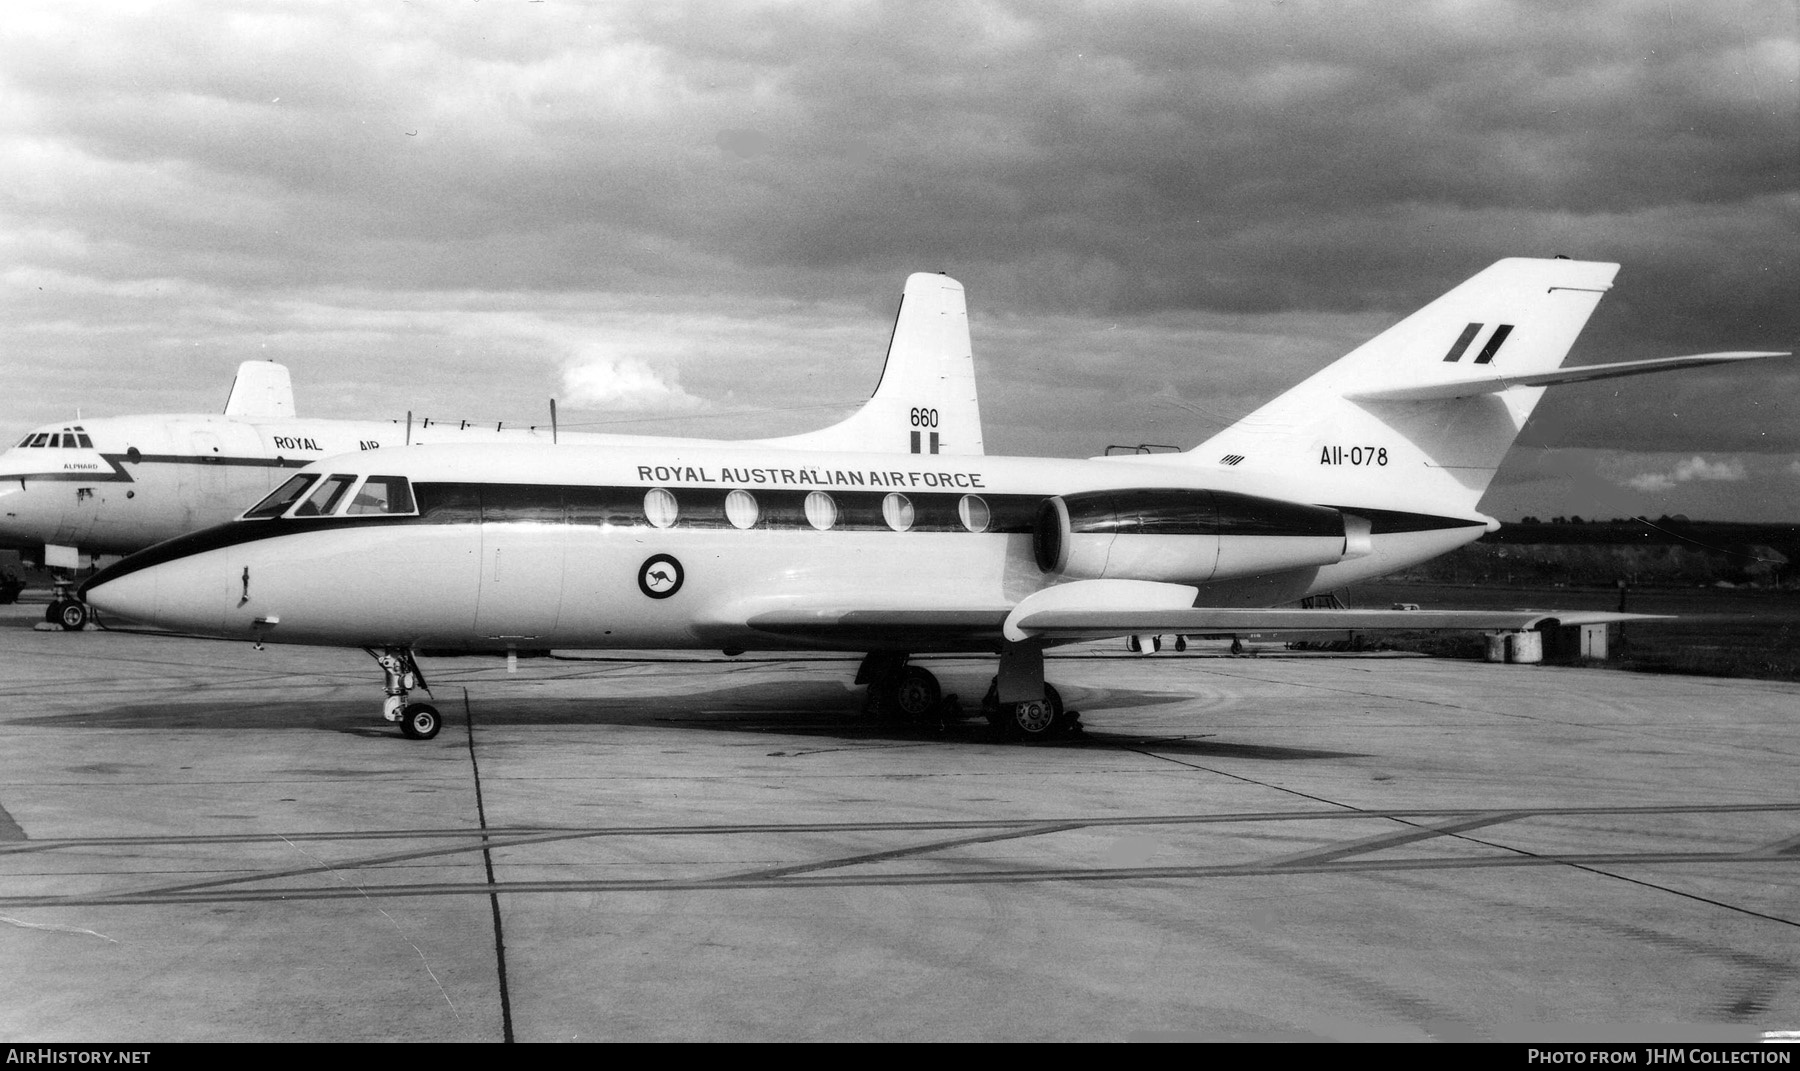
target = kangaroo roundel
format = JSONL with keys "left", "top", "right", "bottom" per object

{"left": 638, "top": 554, "right": 684, "bottom": 599}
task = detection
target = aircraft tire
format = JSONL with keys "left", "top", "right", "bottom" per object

{"left": 55, "top": 601, "right": 88, "bottom": 631}
{"left": 891, "top": 666, "right": 941, "bottom": 721}
{"left": 399, "top": 702, "right": 442, "bottom": 740}
{"left": 1000, "top": 684, "right": 1067, "bottom": 742}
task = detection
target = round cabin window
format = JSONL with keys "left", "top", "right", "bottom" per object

{"left": 959, "top": 494, "right": 990, "bottom": 533}
{"left": 643, "top": 487, "right": 679, "bottom": 528}
{"left": 725, "top": 489, "right": 759, "bottom": 530}
{"left": 882, "top": 493, "right": 914, "bottom": 532}
{"left": 804, "top": 491, "right": 837, "bottom": 531}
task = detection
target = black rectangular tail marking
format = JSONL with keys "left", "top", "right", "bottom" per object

{"left": 1472, "top": 323, "right": 1514, "bottom": 364}
{"left": 1442, "top": 322, "right": 1482, "bottom": 363}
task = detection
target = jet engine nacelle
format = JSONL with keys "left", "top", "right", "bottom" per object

{"left": 1034, "top": 488, "right": 1369, "bottom": 584}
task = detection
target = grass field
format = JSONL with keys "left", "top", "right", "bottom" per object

{"left": 1345, "top": 580, "right": 1800, "bottom": 682}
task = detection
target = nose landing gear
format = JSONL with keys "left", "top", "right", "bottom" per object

{"left": 368, "top": 648, "right": 441, "bottom": 740}
{"left": 45, "top": 580, "right": 89, "bottom": 631}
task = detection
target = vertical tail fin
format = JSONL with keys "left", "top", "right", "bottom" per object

{"left": 760, "top": 273, "right": 984, "bottom": 456}
{"left": 223, "top": 361, "right": 297, "bottom": 419}
{"left": 1189, "top": 257, "right": 1618, "bottom": 515}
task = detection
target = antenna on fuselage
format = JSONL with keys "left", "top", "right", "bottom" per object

{"left": 405, "top": 411, "right": 413, "bottom": 446}
{"left": 550, "top": 398, "right": 558, "bottom": 444}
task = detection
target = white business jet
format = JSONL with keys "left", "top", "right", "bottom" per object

{"left": 2, "top": 274, "right": 981, "bottom": 628}
{"left": 80, "top": 258, "right": 1787, "bottom": 741}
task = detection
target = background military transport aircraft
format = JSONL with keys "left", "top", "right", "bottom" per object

{"left": 80, "top": 258, "right": 1788, "bottom": 741}
{"left": 2, "top": 273, "right": 981, "bottom": 628}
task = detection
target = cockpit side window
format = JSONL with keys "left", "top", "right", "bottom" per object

{"left": 347, "top": 475, "right": 416, "bottom": 516}
{"left": 294, "top": 474, "right": 356, "bottom": 517}
{"left": 244, "top": 474, "right": 320, "bottom": 519}
{"left": 76, "top": 433, "right": 93, "bottom": 448}
{"left": 28, "top": 433, "right": 49, "bottom": 448}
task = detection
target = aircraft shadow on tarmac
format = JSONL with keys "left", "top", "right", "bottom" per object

{"left": 28, "top": 678, "right": 1363, "bottom": 761}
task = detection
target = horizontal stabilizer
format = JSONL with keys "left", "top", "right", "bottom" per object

{"left": 1345, "top": 351, "right": 1791, "bottom": 403}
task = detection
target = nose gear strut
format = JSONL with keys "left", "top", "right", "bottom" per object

{"left": 366, "top": 647, "right": 441, "bottom": 740}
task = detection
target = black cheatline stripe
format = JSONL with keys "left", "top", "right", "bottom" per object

{"left": 1472, "top": 323, "right": 1514, "bottom": 365}
{"left": 79, "top": 487, "right": 1047, "bottom": 593}
{"left": 463, "top": 689, "right": 515, "bottom": 1044}
{"left": 1441, "top": 322, "right": 1483, "bottom": 362}
{"left": 1324, "top": 506, "right": 1487, "bottom": 535}
{"left": 15, "top": 453, "right": 310, "bottom": 484}
{"left": 124, "top": 453, "right": 310, "bottom": 469}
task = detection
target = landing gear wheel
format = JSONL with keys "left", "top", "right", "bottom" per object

{"left": 991, "top": 683, "right": 1072, "bottom": 742}
{"left": 891, "top": 666, "right": 941, "bottom": 721}
{"left": 399, "top": 702, "right": 441, "bottom": 740}
{"left": 53, "top": 601, "right": 88, "bottom": 631}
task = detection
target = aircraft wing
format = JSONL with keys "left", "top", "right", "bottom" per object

{"left": 1344, "top": 351, "right": 1790, "bottom": 403}
{"left": 715, "top": 580, "right": 1661, "bottom": 649}
{"left": 998, "top": 581, "right": 1663, "bottom": 642}
{"left": 695, "top": 599, "right": 1010, "bottom": 650}
{"left": 1005, "top": 606, "right": 1661, "bottom": 643}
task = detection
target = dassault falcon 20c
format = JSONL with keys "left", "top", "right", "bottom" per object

{"left": 82, "top": 258, "right": 1788, "bottom": 741}
{"left": 2, "top": 272, "right": 980, "bottom": 628}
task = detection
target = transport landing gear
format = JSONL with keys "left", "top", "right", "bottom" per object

{"left": 45, "top": 580, "right": 88, "bottom": 631}
{"left": 983, "top": 679, "right": 1080, "bottom": 742}
{"left": 855, "top": 654, "right": 959, "bottom": 724}
{"left": 47, "top": 599, "right": 88, "bottom": 631}
{"left": 367, "top": 648, "right": 440, "bottom": 740}
{"left": 399, "top": 702, "right": 441, "bottom": 741}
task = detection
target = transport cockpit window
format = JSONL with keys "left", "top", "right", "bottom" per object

{"left": 243, "top": 474, "right": 319, "bottom": 519}
{"left": 294, "top": 474, "right": 356, "bottom": 517}
{"left": 347, "top": 476, "right": 416, "bottom": 516}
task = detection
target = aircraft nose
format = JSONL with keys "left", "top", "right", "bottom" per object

{"left": 81, "top": 566, "right": 159, "bottom": 625}
{"left": 83, "top": 554, "right": 227, "bottom": 634}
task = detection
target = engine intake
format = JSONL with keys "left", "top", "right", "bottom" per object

{"left": 1034, "top": 488, "right": 1358, "bottom": 583}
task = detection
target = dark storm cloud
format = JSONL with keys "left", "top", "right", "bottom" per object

{"left": 2, "top": 0, "right": 1795, "bottom": 518}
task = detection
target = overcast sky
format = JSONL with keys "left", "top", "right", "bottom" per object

{"left": 4, "top": 0, "right": 1796, "bottom": 521}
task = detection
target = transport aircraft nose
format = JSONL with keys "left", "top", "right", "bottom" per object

{"left": 80, "top": 566, "right": 159, "bottom": 625}
{"left": 82, "top": 550, "right": 227, "bottom": 634}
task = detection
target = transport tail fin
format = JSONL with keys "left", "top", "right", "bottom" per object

{"left": 222, "top": 361, "right": 297, "bottom": 420}
{"left": 1189, "top": 257, "right": 1619, "bottom": 516}
{"left": 759, "top": 273, "right": 984, "bottom": 456}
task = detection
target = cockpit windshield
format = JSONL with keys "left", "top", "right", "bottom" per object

{"left": 243, "top": 473, "right": 417, "bottom": 519}
{"left": 243, "top": 474, "right": 319, "bottom": 519}
{"left": 347, "top": 475, "right": 416, "bottom": 515}
{"left": 14, "top": 427, "right": 92, "bottom": 449}
{"left": 294, "top": 474, "right": 356, "bottom": 517}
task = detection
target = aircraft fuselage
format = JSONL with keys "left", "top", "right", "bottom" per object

{"left": 83, "top": 442, "right": 1489, "bottom": 653}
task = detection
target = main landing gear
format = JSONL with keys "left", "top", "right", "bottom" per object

{"left": 367, "top": 647, "right": 441, "bottom": 740}
{"left": 855, "top": 651, "right": 1081, "bottom": 741}
{"left": 982, "top": 680, "right": 1081, "bottom": 741}
{"left": 856, "top": 653, "right": 962, "bottom": 725}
